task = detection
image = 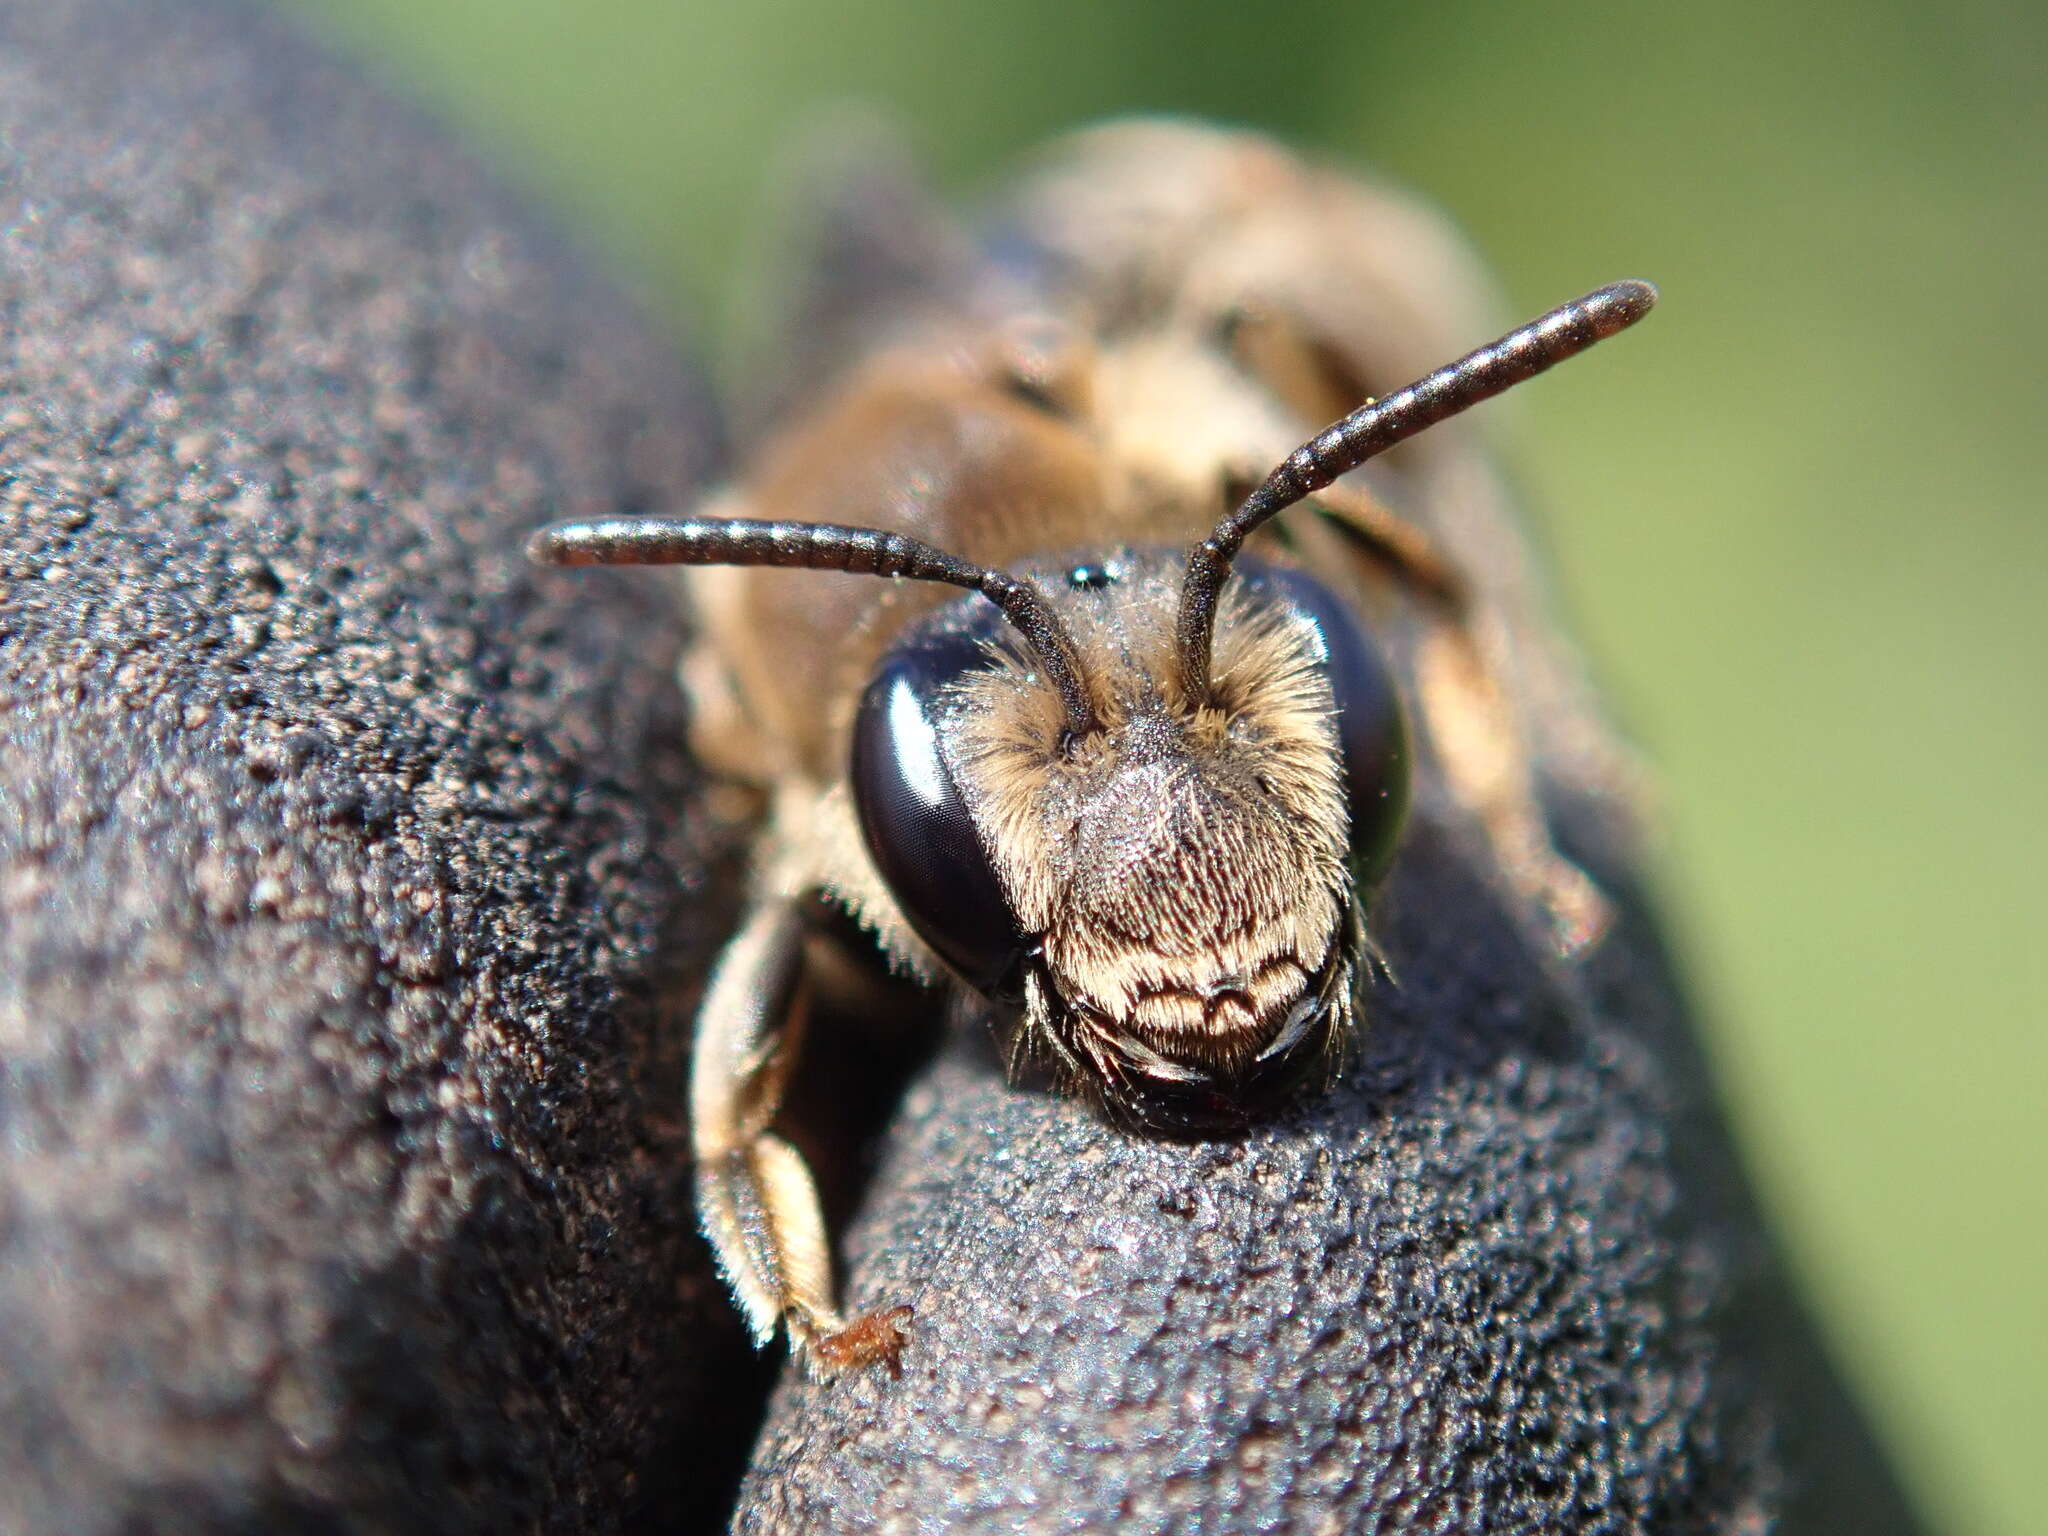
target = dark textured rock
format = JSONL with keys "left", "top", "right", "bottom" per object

{"left": 0, "top": 3, "right": 760, "bottom": 1531}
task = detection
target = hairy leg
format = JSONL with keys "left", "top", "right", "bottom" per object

{"left": 691, "top": 898, "right": 912, "bottom": 1376}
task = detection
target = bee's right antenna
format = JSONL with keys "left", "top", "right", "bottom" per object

{"left": 1176, "top": 278, "right": 1658, "bottom": 699}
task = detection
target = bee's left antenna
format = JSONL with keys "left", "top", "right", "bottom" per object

{"left": 1177, "top": 278, "right": 1658, "bottom": 699}
{"left": 528, "top": 515, "right": 1100, "bottom": 737}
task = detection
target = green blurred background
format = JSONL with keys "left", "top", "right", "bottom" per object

{"left": 276, "top": 2, "right": 2044, "bottom": 1529}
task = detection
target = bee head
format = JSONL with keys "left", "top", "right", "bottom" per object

{"left": 851, "top": 552, "right": 1406, "bottom": 1134}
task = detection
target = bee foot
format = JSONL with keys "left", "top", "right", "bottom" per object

{"left": 1538, "top": 859, "right": 1614, "bottom": 960}
{"left": 811, "top": 1305, "right": 914, "bottom": 1379}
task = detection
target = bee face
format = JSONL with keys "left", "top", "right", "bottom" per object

{"left": 851, "top": 551, "right": 1408, "bottom": 1133}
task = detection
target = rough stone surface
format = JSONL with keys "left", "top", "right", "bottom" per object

{"left": 0, "top": 3, "right": 759, "bottom": 1531}
{"left": 0, "top": 3, "right": 1921, "bottom": 1533}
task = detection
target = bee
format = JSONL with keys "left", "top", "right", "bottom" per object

{"left": 528, "top": 122, "right": 1655, "bottom": 1377}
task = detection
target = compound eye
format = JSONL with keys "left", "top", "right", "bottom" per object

{"left": 1264, "top": 568, "right": 1411, "bottom": 888}
{"left": 851, "top": 627, "right": 1028, "bottom": 998}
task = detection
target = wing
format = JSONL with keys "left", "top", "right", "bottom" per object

{"left": 729, "top": 114, "right": 992, "bottom": 445}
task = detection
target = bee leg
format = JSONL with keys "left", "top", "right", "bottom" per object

{"left": 691, "top": 898, "right": 913, "bottom": 1378}
{"left": 1302, "top": 483, "right": 1613, "bottom": 956}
